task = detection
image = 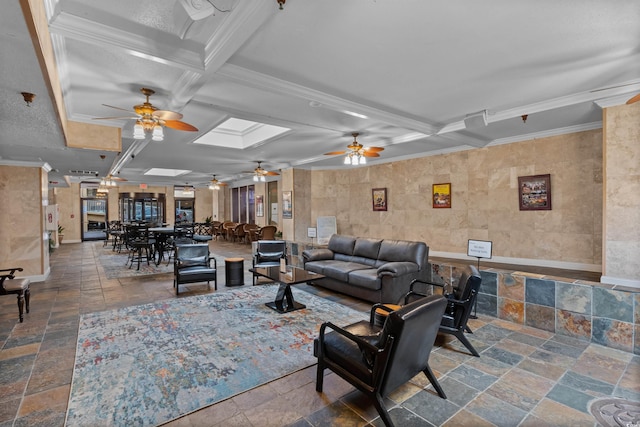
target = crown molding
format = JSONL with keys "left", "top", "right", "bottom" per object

{"left": 0, "top": 160, "right": 52, "bottom": 171}
{"left": 489, "top": 121, "right": 602, "bottom": 147}
{"left": 48, "top": 11, "right": 204, "bottom": 73}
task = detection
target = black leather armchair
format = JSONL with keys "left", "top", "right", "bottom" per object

{"left": 252, "top": 240, "right": 286, "bottom": 285}
{"left": 174, "top": 244, "right": 217, "bottom": 295}
{"left": 314, "top": 295, "right": 448, "bottom": 427}
{"left": 408, "top": 264, "right": 482, "bottom": 357}
{"left": 0, "top": 267, "right": 31, "bottom": 322}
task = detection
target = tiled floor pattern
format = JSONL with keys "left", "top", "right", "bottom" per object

{"left": 0, "top": 240, "right": 638, "bottom": 427}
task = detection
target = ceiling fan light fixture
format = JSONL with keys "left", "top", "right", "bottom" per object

{"left": 133, "top": 122, "right": 145, "bottom": 139}
{"left": 260, "top": 175, "right": 266, "bottom": 182}
{"left": 344, "top": 155, "right": 351, "bottom": 165}
{"left": 152, "top": 124, "right": 164, "bottom": 141}
{"left": 253, "top": 175, "right": 259, "bottom": 182}
{"left": 359, "top": 155, "right": 366, "bottom": 165}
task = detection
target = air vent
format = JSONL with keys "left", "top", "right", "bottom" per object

{"left": 69, "top": 170, "right": 99, "bottom": 175}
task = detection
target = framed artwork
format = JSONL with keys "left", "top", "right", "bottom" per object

{"left": 372, "top": 188, "right": 387, "bottom": 211}
{"left": 282, "top": 191, "right": 293, "bottom": 218}
{"left": 518, "top": 174, "right": 552, "bottom": 210}
{"left": 432, "top": 183, "right": 451, "bottom": 208}
{"left": 256, "top": 195, "right": 264, "bottom": 217}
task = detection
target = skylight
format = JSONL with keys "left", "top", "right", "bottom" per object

{"left": 144, "top": 168, "right": 191, "bottom": 177}
{"left": 193, "top": 118, "right": 290, "bottom": 149}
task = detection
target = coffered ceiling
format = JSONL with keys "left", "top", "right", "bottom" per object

{"left": 2, "top": 0, "right": 639, "bottom": 188}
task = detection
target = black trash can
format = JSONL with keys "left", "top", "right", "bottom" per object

{"left": 225, "top": 257, "right": 244, "bottom": 287}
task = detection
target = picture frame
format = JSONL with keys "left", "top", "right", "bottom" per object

{"left": 432, "top": 183, "right": 451, "bottom": 208}
{"left": 372, "top": 188, "right": 387, "bottom": 211}
{"left": 282, "top": 191, "right": 293, "bottom": 218}
{"left": 518, "top": 174, "right": 552, "bottom": 211}
{"left": 255, "top": 195, "right": 264, "bottom": 217}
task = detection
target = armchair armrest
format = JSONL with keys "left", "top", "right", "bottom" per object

{"left": 208, "top": 256, "right": 217, "bottom": 269}
{"left": 318, "top": 321, "right": 380, "bottom": 353}
{"left": 377, "top": 262, "right": 418, "bottom": 277}
{"left": 410, "top": 278, "right": 444, "bottom": 291}
{"left": 302, "top": 248, "right": 334, "bottom": 263}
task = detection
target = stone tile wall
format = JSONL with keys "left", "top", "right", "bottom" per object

{"left": 432, "top": 261, "right": 639, "bottom": 356}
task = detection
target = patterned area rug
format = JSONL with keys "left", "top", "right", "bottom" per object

{"left": 65, "top": 285, "right": 365, "bottom": 427}
{"left": 96, "top": 243, "right": 173, "bottom": 279}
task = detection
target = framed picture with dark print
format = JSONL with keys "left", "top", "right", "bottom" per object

{"left": 372, "top": 188, "right": 387, "bottom": 211}
{"left": 518, "top": 174, "right": 552, "bottom": 211}
{"left": 282, "top": 191, "right": 293, "bottom": 218}
{"left": 432, "top": 183, "right": 451, "bottom": 208}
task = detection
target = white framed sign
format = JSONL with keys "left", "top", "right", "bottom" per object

{"left": 467, "top": 239, "right": 493, "bottom": 259}
{"left": 316, "top": 216, "right": 337, "bottom": 245}
{"left": 307, "top": 227, "right": 317, "bottom": 238}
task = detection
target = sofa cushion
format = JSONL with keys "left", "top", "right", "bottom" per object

{"left": 353, "top": 238, "right": 382, "bottom": 260}
{"left": 378, "top": 239, "right": 427, "bottom": 267}
{"left": 320, "top": 261, "right": 370, "bottom": 282}
{"left": 328, "top": 235, "right": 357, "bottom": 256}
{"left": 304, "top": 261, "right": 326, "bottom": 275}
{"left": 179, "top": 255, "right": 208, "bottom": 267}
{"left": 348, "top": 269, "right": 381, "bottom": 291}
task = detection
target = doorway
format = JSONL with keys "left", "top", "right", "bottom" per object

{"left": 82, "top": 198, "right": 107, "bottom": 241}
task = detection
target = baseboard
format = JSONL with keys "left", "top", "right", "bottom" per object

{"left": 24, "top": 266, "right": 50, "bottom": 283}
{"left": 600, "top": 275, "right": 640, "bottom": 289}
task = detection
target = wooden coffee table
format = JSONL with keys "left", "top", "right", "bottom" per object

{"left": 250, "top": 266, "right": 324, "bottom": 313}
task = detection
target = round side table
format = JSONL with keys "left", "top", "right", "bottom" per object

{"left": 225, "top": 257, "right": 245, "bottom": 287}
{"left": 373, "top": 304, "right": 401, "bottom": 327}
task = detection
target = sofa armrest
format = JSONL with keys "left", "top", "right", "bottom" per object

{"left": 377, "top": 262, "right": 419, "bottom": 277}
{"left": 302, "top": 248, "right": 334, "bottom": 262}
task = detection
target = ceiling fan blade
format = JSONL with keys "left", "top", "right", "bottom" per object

{"left": 153, "top": 110, "right": 183, "bottom": 120}
{"left": 218, "top": 182, "right": 228, "bottom": 186}
{"left": 324, "top": 150, "right": 347, "bottom": 156}
{"left": 92, "top": 116, "right": 138, "bottom": 120}
{"left": 264, "top": 171, "right": 280, "bottom": 176}
{"left": 102, "top": 104, "right": 135, "bottom": 113}
{"left": 364, "top": 146, "right": 385, "bottom": 152}
{"left": 363, "top": 152, "right": 381, "bottom": 158}
{"left": 163, "top": 120, "right": 198, "bottom": 131}
{"left": 626, "top": 93, "right": 640, "bottom": 105}
{"left": 110, "top": 176, "right": 128, "bottom": 182}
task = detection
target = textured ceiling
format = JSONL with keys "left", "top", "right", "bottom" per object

{"left": 1, "top": 0, "right": 639, "bottom": 188}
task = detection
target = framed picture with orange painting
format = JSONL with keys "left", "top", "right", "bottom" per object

{"left": 432, "top": 183, "right": 451, "bottom": 208}
{"left": 372, "top": 188, "right": 387, "bottom": 211}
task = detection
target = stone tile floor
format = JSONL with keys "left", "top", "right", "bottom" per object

{"left": 0, "top": 240, "right": 638, "bottom": 426}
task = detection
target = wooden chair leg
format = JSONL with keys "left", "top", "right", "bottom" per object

{"left": 16, "top": 291, "right": 24, "bottom": 323}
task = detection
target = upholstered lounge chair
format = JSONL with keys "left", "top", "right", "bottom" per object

{"left": 252, "top": 240, "right": 286, "bottom": 285}
{"left": 0, "top": 267, "right": 31, "bottom": 322}
{"left": 314, "top": 294, "right": 447, "bottom": 427}
{"left": 174, "top": 244, "right": 217, "bottom": 295}
{"left": 407, "top": 264, "right": 482, "bottom": 356}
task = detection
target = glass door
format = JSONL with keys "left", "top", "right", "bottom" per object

{"left": 82, "top": 198, "right": 107, "bottom": 241}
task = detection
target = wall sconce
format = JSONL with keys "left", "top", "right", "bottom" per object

{"left": 21, "top": 92, "right": 35, "bottom": 107}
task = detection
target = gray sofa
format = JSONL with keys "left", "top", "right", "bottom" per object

{"left": 302, "top": 234, "right": 429, "bottom": 303}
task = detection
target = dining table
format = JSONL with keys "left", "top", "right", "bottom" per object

{"left": 148, "top": 226, "right": 175, "bottom": 265}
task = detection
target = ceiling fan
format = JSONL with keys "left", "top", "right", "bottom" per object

{"left": 627, "top": 93, "right": 640, "bottom": 105}
{"left": 208, "top": 175, "right": 228, "bottom": 190}
{"left": 242, "top": 161, "right": 280, "bottom": 182}
{"left": 94, "top": 87, "right": 198, "bottom": 141}
{"left": 324, "top": 132, "right": 384, "bottom": 165}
